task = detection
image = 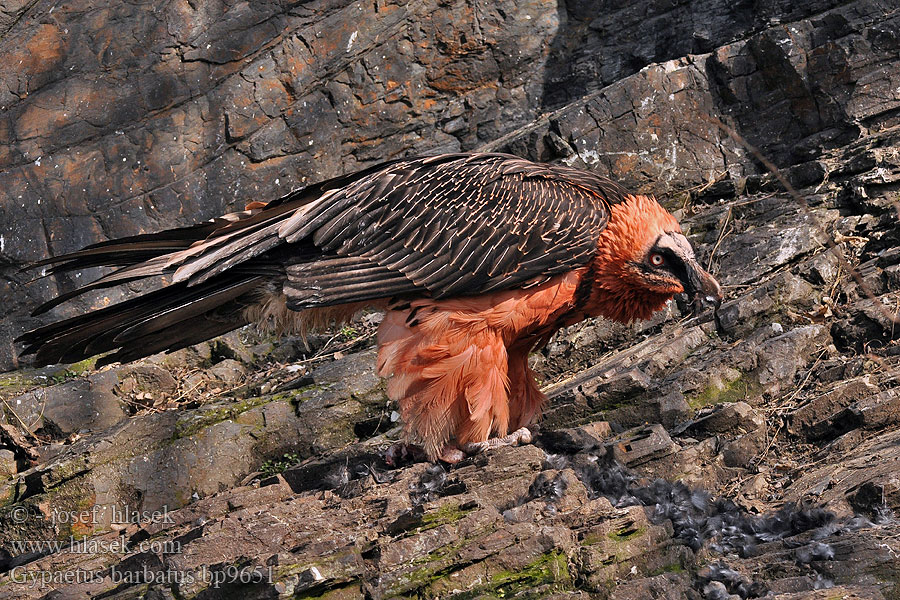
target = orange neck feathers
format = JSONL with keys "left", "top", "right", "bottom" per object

{"left": 585, "top": 194, "right": 682, "bottom": 323}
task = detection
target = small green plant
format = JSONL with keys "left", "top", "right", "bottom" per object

{"left": 258, "top": 452, "right": 302, "bottom": 477}
{"left": 51, "top": 371, "right": 73, "bottom": 384}
{"left": 339, "top": 325, "right": 359, "bottom": 340}
{"left": 50, "top": 357, "right": 99, "bottom": 384}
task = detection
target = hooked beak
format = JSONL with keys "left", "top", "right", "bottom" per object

{"left": 680, "top": 259, "right": 723, "bottom": 314}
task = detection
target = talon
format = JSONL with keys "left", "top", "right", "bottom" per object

{"left": 512, "top": 426, "right": 534, "bottom": 445}
{"left": 459, "top": 440, "right": 490, "bottom": 455}
{"left": 439, "top": 445, "right": 466, "bottom": 464}
{"left": 459, "top": 427, "right": 533, "bottom": 455}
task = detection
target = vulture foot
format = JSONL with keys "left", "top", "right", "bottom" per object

{"left": 444, "top": 427, "right": 534, "bottom": 463}
{"left": 391, "top": 428, "right": 535, "bottom": 465}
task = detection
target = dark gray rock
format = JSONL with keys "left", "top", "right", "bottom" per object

{"left": 755, "top": 325, "right": 831, "bottom": 394}
{"left": 4, "top": 371, "right": 128, "bottom": 437}
{"left": 205, "top": 358, "right": 247, "bottom": 385}
{"left": 606, "top": 424, "right": 679, "bottom": 468}
{"left": 720, "top": 430, "right": 767, "bottom": 468}
{"left": 0, "top": 449, "right": 15, "bottom": 478}
{"left": 683, "top": 402, "right": 765, "bottom": 437}
{"left": 789, "top": 378, "right": 881, "bottom": 438}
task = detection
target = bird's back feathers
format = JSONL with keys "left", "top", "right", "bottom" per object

{"left": 19, "top": 152, "right": 630, "bottom": 367}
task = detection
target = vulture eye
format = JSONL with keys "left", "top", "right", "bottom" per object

{"left": 649, "top": 253, "right": 665, "bottom": 266}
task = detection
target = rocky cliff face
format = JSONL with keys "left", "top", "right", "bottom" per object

{"left": 1, "top": 0, "right": 900, "bottom": 598}
{"left": 0, "top": 0, "right": 568, "bottom": 371}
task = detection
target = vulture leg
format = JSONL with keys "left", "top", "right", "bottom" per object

{"left": 377, "top": 304, "right": 512, "bottom": 460}
{"left": 440, "top": 344, "right": 542, "bottom": 463}
{"left": 506, "top": 343, "right": 547, "bottom": 431}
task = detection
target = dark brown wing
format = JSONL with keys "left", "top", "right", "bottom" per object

{"left": 172, "top": 153, "right": 628, "bottom": 305}
{"left": 19, "top": 153, "right": 628, "bottom": 366}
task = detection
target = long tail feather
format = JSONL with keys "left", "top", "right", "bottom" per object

{"left": 18, "top": 275, "right": 263, "bottom": 366}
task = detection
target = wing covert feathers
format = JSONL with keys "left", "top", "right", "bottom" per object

{"left": 20, "top": 152, "right": 628, "bottom": 366}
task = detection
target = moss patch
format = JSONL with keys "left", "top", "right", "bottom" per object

{"left": 38, "top": 455, "right": 91, "bottom": 490}
{"left": 172, "top": 395, "right": 272, "bottom": 439}
{"left": 420, "top": 550, "right": 573, "bottom": 599}
{"left": 482, "top": 551, "right": 572, "bottom": 598}
{"left": 270, "top": 384, "right": 329, "bottom": 405}
{"left": 393, "top": 517, "right": 499, "bottom": 594}
{"left": 0, "top": 371, "right": 46, "bottom": 401}
{"left": 607, "top": 525, "right": 646, "bottom": 543}
{"left": 18, "top": 475, "right": 97, "bottom": 538}
{"left": 649, "top": 562, "right": 685, "bottom": 576}
{"left": 688, "top": 373, "right": 755, "bottom": 410}
{"left": 419, "top": 503, "right": 476, "bottom": 532}
{"left": 274, "top": 548, "right": 361, "bottom": 580}
{"left": 56, "top": 356, "right": 98, "bottom": 378}
{"left": 393, "top": 503, "right": 479, "bottom": 541}
{"left": 592, "top": 393, "right": 643, "bottom": 412}
{"left": 582, "top": 524, "right": 647, "bottom": 547}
